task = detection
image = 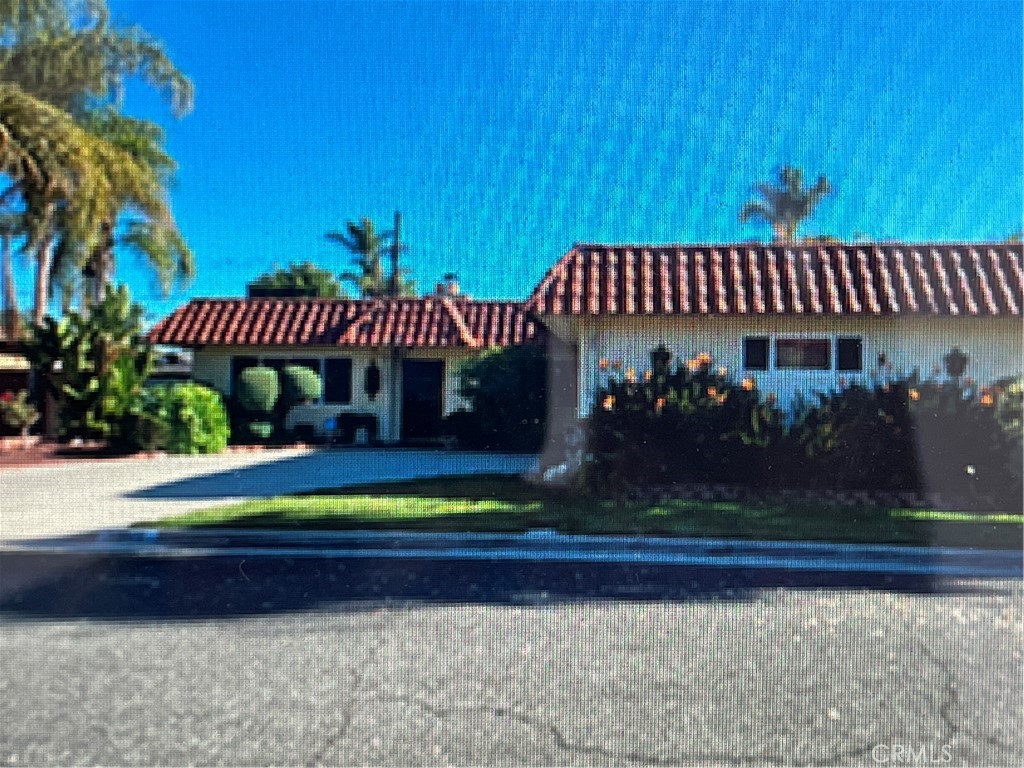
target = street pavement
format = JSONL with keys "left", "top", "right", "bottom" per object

{"left": 0, "top": 448, "right": 538, "bottom": 541}
{"left": 2, "top": 452, "right": 1022, "bottom": 766}
{"left": 1, "top": 547, "right": 1022, "bottom": 766}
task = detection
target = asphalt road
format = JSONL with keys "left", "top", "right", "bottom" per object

{"left": 1, "top": 552, "right": 1021, "bottom": 766}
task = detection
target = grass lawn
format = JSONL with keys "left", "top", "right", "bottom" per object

{"left": 140, "top": 474, "right": 1023, "bottom": 548}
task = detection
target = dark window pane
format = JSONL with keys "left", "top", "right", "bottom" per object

{"left": 836, "top": 338, "right": 863, "bottom": 371}
{"left": 324, "top": 358, "right": 352, "bottom": 404}
{"left": 743, "top": 337, "right": 769, "bottom": 370}
{"left": 776, "top": 339, "right": 830, "bottom": 369}
{"left": 264, "top": 357, "right": 289, "bottom": 374}
{"left": 230, "top": 356, "right": 258, "bottom": 394}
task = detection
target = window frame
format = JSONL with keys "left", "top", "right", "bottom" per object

{"left": 323, "top": 357, "right": 354, "bottom": 405}
{"left": 742, "top": 337, "right": 770, "bottom": 371}
{"left": 740, "top": 335, "right": 866, "bottom": 373}
{"left": 835, "top": 337, "right": 864, "bottom": 372}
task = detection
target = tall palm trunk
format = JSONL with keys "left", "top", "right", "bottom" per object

{"left": 1, "top": 233, "right": 19, "bottom": 338}
{"left": 32, "top": 204, "right": 56, "bottom": 325}
{"left": 86, "top": 220, "right": 116, "bottom": 307}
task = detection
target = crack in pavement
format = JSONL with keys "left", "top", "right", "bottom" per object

{"left": 916, "top": 641, "right": 961, "bottom": 746}
{"left": 917, "top": 637, "right": 1021, "bottom": 762}
{"left": 306, "top": 611, "right": 392, "bottom": 766}
{"left": 376, "top": 693, "right": 831, "bottom": 766}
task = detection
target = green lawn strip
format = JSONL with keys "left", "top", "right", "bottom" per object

{"left": 139, "top": 475, "right": 1023, "bottom": 548}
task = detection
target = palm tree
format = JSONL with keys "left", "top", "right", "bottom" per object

{"left": 0, "top": 209, "right": 22, "bottom": 336}
{"left": 326, "top": 216, "right": 415, "bottom": 298}
{"left": 0, "top": 0, "right": 193, "bottom": 321}
{"left": 327, "top": 218, "right": 388, "bottom": 298}
{"left": 75, "top": 110, "right": 193, "bottom": 306}
{"left": 739, "top": 166, "right": 831, "bottom": 243}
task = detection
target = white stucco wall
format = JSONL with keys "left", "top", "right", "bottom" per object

{"left": 192, "top": 345, "right": 482, "bottom": 441}
{"left": 557, "top": 315, "right": 1023, "bottom": 417}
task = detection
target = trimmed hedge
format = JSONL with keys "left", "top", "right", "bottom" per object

{"left": 281, "top": 364, "right": 322, "bottom": 407}
{"left": 237, "top": 366, "right": 279, "bottom": 415}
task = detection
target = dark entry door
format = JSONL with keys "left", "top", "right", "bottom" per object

{"left": 401, "top": 360, "right": 444, "bottom": 440}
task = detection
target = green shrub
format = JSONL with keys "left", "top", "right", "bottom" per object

{"left": 577, "top": 346, "right": 1021, "bottom": 510}
{"left": 0, "top": 390, "right": 39, "bottom": 436}
{"left": 141, "top": 383, "right": 230, "bottom": 454}
{"left": 788, "top": 381, "right": 920, "bottom": 491}
{"left": 237, "top": 366, "right": 279, "bottom": 415}
{"left": 454, "top": 345, "right": 547, "bottom": 451}
{"left": 994, "top": 376, "right": 1023, "bottom": 439}
{"left": 23, "top": 285, "right": 153, "bottom": 442}
{"left": 580, "top": 347, "right": 785, "bottom": 495}
{"left": 906, "top": 379, "right": 1021, "bottom": 509}
{"left": 281, "top": 365, "right": 322, "bottom": 407}
{"left": 247, "top": 421, "right": 274, "bottom": 441}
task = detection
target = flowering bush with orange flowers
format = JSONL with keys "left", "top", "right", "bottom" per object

{"left": 579, "top": 345, "right": 785, "bottom": 494}
{"left": 790, "top": 356, "right": 1021, "bottom": 509}
{"left": 578, "top": 347, "right": 1021, "bottom": 509}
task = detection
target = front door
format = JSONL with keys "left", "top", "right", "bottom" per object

{"left": 401, "top": 360, "right": 444, "bottom": 441}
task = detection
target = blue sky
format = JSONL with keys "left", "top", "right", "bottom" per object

{"left": 12, "top": 0, "right": 1024, "bottom": 322}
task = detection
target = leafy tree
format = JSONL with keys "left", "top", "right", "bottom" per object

{"left": 740, "top": 166, "right": 831, "bottom": 243}
{"left": 326, "top": 217, "right": 415, "bottom": 297}
{"left": 0, "top": 0, "right": 193, "bottom": 321}
{"left": 22, "top": 283, "right": 154, "bottom": 443}
{"left": 448, "top": 346, "right": 547, "bottom": 451}
{"left": 248, "top": 261, "right": 347, "bottom": 298}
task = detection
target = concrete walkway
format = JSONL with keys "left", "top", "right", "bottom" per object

{"left": 0, "top": 448, "right": 538, "bottom": 541}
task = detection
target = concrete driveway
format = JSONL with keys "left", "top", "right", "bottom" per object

{"left": 0, "top": 448, "right": 538, "bottom": 541}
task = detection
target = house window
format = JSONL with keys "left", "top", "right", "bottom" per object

{"left": 289, "top": 358, "right": 320, "bottom": 375}
{"left": 230, "top": 356, "right": 259, "bottom": 394}
{"left": 776, "top": 339, "right": 831, "bottom": 370}
{"left": 263, "top": 357, "right": 289, "bottom": 375}
{"left": 324, "top": 358, "right": 353, "bottom": 404}
{"left": 743, "top": 337, "right": 769, "bottom": 371}
{"left": 836, "top": 338, "right": 863, "bottom": 371}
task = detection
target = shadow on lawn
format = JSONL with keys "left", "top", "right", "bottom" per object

{"left": 0, "top": 548, "right": 1015, "bottom": 623}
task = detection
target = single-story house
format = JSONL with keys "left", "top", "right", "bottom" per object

{"left": 525, "top": 242, "right": 1024, "bottom": 435}
{"left": 151, "top": 242, "right": 1022, "bottom": 448}
{"left": 147, "top": 296, "right": 543, "bottom": 442}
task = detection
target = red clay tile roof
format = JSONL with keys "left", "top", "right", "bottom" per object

{"left": 525, "top": 243, "right": 1024, "bottom": 317}
{"left": 147, "top": 297, "right": 543, "bottom": 348}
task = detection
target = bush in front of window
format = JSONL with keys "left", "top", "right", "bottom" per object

{"left": 788, "top": 368, "right": 1021, "bottom": 509}
{"left": 579, "top": 347, "right": 785, "bottom": 495}
{"left": 280, "top": 365, "right": 322, "bottom": 409}
{"left": 577, "top": 346, "right": 1022, "bottom": 511}
{"left": 789, "top": 381, "right": 921, "bottom": 492}
{"left": 236, "top": 366, "right": 280, "bottom": 442}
